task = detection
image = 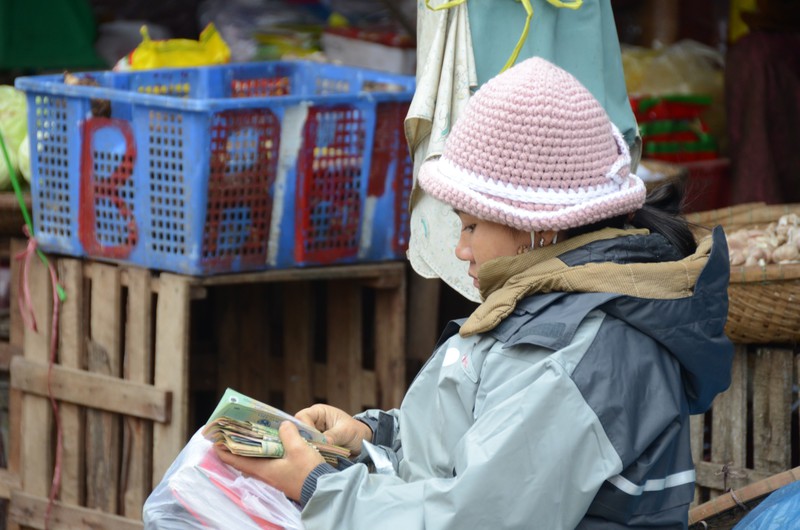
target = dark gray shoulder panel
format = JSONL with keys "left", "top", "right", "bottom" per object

{"left": 571, "top": 313, "right": 688, "bottom": 468}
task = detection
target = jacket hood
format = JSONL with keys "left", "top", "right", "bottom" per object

{"left": 571, "top": 228, "right": 733, "bottom": 413}
{"left": 480, "top": 228, "right": 733, "bottom": 414}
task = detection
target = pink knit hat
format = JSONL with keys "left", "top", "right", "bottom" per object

{"left": 417, "top": 57, "right": 646, "bottom": 232}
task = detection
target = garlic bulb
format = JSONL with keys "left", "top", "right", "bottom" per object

{"left": 725, "top": 212, "right": 800, "bottom": 265}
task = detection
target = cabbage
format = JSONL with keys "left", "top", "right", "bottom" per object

{"left": 0, "top": 86, "right": 28, "bottom": 190}
{"left": 18, "top": 134, "right": 30, "bottom": 183}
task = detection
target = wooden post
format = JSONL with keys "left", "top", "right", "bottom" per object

{"left": 56, "top": 259, "right": 86, "bottom": 508}
{"left": 122, "top": 268, "right": 154, "bottom": 518}
{"left": 752, "top": 347, "right": 793, "bottom": 474}
{"left": 708, "top": 344, "right": 748, "bottom": 495}
{"left": 19, "top": 244, "right": 53, "bottom": 500}
{"left": 152, "top": 273, "right": 191, "bottom": 484}
{"left": 86, "top": 264, "right": 121, "bottom": 513}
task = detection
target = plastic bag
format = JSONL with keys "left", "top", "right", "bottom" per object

{"left": 122, "top": 23, "right": 230, "bottom": 71}
{"left": 143, "top": 430, "right": 304, "bottom": 530}
{"left": 732, "top": 481, "right": 800, "bottom": 530}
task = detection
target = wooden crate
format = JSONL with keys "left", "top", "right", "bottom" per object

{"left": 689, "top": 466, "right": 800, "bottom": 529}
{"left": 4, "top": 256, "right": 406, "bottom": 529}
{"left": 691, "top": 344, "right": 800, "bottom": 504}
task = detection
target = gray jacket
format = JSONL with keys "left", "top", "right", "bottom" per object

{"left": 301, "top": 229, "right": 733, "bottom": 529}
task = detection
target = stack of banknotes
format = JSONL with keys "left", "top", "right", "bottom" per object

{"left": 203, "top": 388, "right": 350, "bottom": 466}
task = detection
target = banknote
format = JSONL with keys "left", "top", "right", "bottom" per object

{"left": 203, "top": 388, "right": 350, "bottom": 465}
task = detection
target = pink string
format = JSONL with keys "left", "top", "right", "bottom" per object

{"left": 14, "top": 226, "right": 63, "bottom": 530}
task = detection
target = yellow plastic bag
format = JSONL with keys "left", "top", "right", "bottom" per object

{"left": 127, "top": 23, "right": 231, "bottom": 70}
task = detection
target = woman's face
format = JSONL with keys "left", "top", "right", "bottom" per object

{"left": 454, "top": 211, "right": 530, "bottom": 289}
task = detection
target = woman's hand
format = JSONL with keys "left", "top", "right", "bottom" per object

{"left": 295, "top": 404, "right": 372, "bottom": 456}
{"left": 214, "top": 421, "right": 325, "bottom": 502}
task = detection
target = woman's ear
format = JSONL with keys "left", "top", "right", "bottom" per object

{"left": 534, "top": 230, "right": 564, "bottom": 248}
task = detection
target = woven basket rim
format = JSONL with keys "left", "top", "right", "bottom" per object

{"left": 686, "top": 202, "right": 800, "bottom": 228}
{"left": 688, "top": 203, "right": 800, "bottom": 343}
{"left": 729, "top": 262, "right": 800, "bottom": 283}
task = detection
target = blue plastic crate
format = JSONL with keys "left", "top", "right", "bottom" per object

{"left": 15, "top": 61, "right": 415, "bottom": 275}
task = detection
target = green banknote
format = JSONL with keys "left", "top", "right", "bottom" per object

{"left": 203, "top": 388, "right": 350, "bottom": 464}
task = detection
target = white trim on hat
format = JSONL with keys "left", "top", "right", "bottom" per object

{"left": 437, "top": 157, "right": 623, "bottom": 206}
{"left": 418, "top": 156, "right": 647, "bottom": 231}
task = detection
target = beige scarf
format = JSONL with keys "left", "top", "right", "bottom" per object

{"left": 460, "top": 228, "right": 713, "bottom": 337}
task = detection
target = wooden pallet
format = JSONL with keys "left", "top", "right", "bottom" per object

{"left": 5, "top": 255, "right": 406, "bottom": 529}
{"left": 689, "top": 466, "right": 800, "bottom": 529}
{"left": 690, "top": 344, "right": 800, "bottom": 504}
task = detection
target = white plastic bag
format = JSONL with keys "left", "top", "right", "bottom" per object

{"left": 143, "top": 430, "right": 304, "bottom": 530}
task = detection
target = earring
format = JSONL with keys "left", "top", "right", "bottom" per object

{"left": 539, "top": 237, "right": 545, "bottom": 248}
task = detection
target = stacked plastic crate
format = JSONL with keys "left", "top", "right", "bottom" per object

{"left": 16, "top": 61, "right": 415, "bottom": 275}
{"left": 632, "top": 95, "right": 729, "bottom": 212}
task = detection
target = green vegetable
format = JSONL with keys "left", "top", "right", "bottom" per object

{"left": 18, "top": 134, "right": 30, "bottom": 183}
{"left": 0, "top": 86, "right": 28, "bottom": 190}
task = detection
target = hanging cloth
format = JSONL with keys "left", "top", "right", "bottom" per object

{"left": 404, "top": 0, "right": 478, "bottom": 298}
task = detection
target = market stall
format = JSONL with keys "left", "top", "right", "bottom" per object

{"left": 0, "top": 0, "right": 798, "bottom": 528}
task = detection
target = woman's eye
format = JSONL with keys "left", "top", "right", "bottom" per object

{"left": 462, "top": 224, "right": 476, "bottom": 233}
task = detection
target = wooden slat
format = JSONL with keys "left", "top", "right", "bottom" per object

{"left": 326, "top": 281, "right": 362, "bottom": 414}
{"left": 8, "top": 239, "right": 26, "bottom": 350}
{"left": 20, "top": 244, "right": 53, "bottom": 499}
{"left": 214, "top": 286, "right": 240, "bottom": 398}
{"left": 283, "top": 282, "right": 313, "bottom": 413}
{"left": 277, "top": 359, "right": 375, "bottom": 407}
{"left": 0, "top": 468, "right": 20, "bottom": 499}
{"left": 152, "top": 273, "right": 191, "bottom": 484}
{"left": 246, "top": 285, "right": 270, "bottom": 401}
{"left": 752, "top": 347, "right": 793, "bottom": 474}
{"left": 690, "top": 466, "right": 800, "bottom": 525}
{"left": 86, "top": 264, "right": 122, "bottom": 513}
{"left": 8, "top": 238, "right": 25, "bottom": 530}
{"left": 213, "top": 285, "right": 269, "bottom": 400}
{"left": 689, "top": 413, "right": 705, "bottom": 505}
{"left": 0, "top": 342, "right": 22, "bottom": 372}
{"left": 196, "top": 262, "right": 405, "bottom": 287}
{"left": 9, "top": 490, "right": 143, "bottom": 530}
{"left": 122, "top": 267, "right": 154, "bottom": 518}
{"left": 695, "top": 461, "right": 773, "bottom": 492}
{"left": 374, "top": 273, "right": 406, "bottom": 410}
{"left": 406, "top": 274, "right": 441, "bottom": 363}
{"left": 708, "top": 345, "right": 748, "bottom": 496}
{"left": 55, "top": 259, "right": 86, "bottom": 508}
{"left": 10, "top": 357, "right": 170, "bottom": 422}
{"left": 220, "top": 356, "right": 375, "bottom": 408}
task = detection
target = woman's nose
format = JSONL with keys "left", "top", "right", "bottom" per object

{"left": 455, "top": 235, "right": 472, "bottom": 262}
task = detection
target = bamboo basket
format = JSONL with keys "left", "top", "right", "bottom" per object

{"left": 685, "top": 203, "right": 800, "bottom": 344}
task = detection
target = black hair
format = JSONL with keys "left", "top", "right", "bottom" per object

{"left": 566, "top": 180, "right": 698, "bottom": 258}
